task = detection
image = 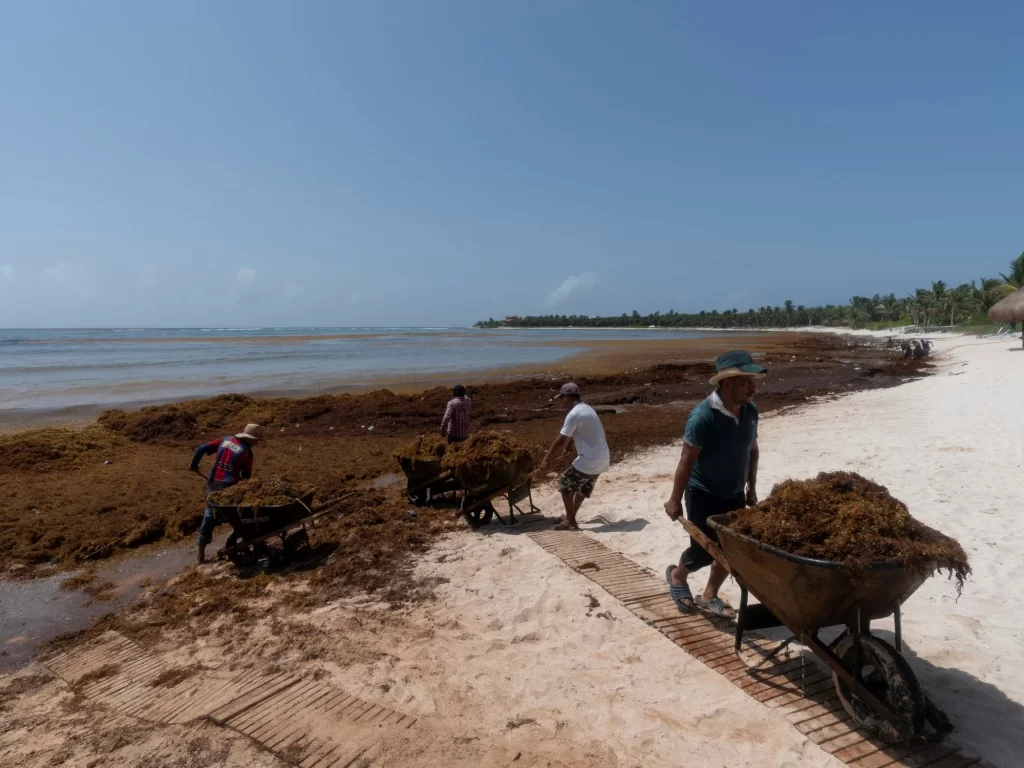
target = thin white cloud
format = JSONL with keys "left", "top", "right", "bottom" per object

{"left": 350, "top": 291, "right": 364, "bottom": 304}
{"left": 236, "top": 267, "right": 256, "bottom": 282}
{"left": 545, "top": 272, "right": 599, "bottom": 307}
{"left": 0, "top": 265, "right": 14, "bottom": 282}
{"left": 285, "top": 282, "right": 303, "bottom": 299}
{"left": 41, "top": 262, "right": 85, "bottom": 283}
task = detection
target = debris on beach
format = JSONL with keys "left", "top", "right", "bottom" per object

{"left": 441, "top": 431, "right": 534, "bottom": 486}
{"left": 0, "top": 426, "right": 128, "bottom": 472}
{"left": 1, "top": 341, "right": 929, "bottom": 575}
{"left": 209, "top": 478, "right": 315, "bottom": 508}
{"left": 729, "top": 472, "right": 971, "bottom": 592}
{"left": 393, "top": 434, "right": 449, "bottom": 463}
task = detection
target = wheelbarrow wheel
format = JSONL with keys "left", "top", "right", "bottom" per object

{"left": 461, "top": 496, "right": 495, "bottom": 529}
{"left": 830, "top": 632, "right": 925, "bottom": 744}
{"left": 226, "top": 545, "right": 255, "bottom": 568}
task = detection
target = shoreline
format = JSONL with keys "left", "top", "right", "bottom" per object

{"left": 0, "top": 331, "right": 817, "bottom": 432}
{"left": 0, "top": 331, "right": 923, "bottom": 580}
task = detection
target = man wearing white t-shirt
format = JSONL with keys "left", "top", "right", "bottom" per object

{"left": 538, "top": 382, "right": 610, "bottom": 531}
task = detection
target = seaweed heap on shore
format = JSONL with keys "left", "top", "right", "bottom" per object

{"left": 0, "top": 426, "right": 128, "bottom": 472}
{"left": 730, "top": 471, "right": 970, "bottom": 592}
{"left": 393, "top": 435, "right": 449, "bottom": 464}
{"left": 441, "top": 431, "right": 534, "bottom": 485}
{"left": 209, "top": 478, "right": 315, "bottom": 508}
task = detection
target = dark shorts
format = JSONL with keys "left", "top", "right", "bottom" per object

{"left": 447, "top": 435, "right": 467, "bottom": 444}
{"left": 680, "top": 487, "right": 746, "bottom": 572}
{"left": 557, "top": 466, "right": 600, "bottom": 499}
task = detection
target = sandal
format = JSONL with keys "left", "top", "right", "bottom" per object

{"left": 552, "top": 520, "right": 579, "bottom": 531}
{"left": 695, "top": 595, "right": 736, "bottom": 619}
{"left": 666, "top": 565, "right": 695, "bottom": 613}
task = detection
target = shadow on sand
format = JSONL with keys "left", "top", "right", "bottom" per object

{"left": 582, "top": 517, "right": 650, "bottom": 534}
{"left": 871, "top": 629, "right": 1022, "bottom": 767}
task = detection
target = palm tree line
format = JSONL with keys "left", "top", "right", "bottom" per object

{"left": 474, "top": 253, "right": 1024, "bottom": 330}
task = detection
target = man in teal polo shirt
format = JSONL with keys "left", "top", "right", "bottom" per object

{"left": 663, "top": 350, "right": 765, "bottom": 618}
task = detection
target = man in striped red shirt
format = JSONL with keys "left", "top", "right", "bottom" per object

{"left": 440, "top": 385, "right": 472, "bottom": 443}
{"left": 190, "top": 423, "right": 266, "bottom": 563}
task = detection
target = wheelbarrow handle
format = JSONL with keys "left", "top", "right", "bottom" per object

{"left": 679, "top": 518, "right": 732, "bottom": 575}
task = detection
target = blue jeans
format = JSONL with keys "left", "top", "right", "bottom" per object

{"left": 197, "top": 507, "right": 219, "bottom": 547}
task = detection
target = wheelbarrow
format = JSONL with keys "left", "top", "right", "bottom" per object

{"left": 395, "top": 455, "right": 461, "bottom": 506}
{"left": 455, "top": 457, "right": 539, "bottom": 529}
{"left": 210, "top": 492, "right": 350, "bottom": 567}
{"left": 691, "top": 513, "right": 954, "bottom": 745}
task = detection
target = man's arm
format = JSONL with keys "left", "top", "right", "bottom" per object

{"left": 538, "top": 434, "right": 572, "bottom": 471}
{"left": 746, "top": 440, "right": 759, "bottom": 506}
{"left": 189, "top": 440, "right": 219, "bottom": 472}
{"left": 663, "top": 443, "right": 701, "bottom": 520}
{"left": 240, "top": 450, "right": 253, "bottom": 481}
{"left": 440, "top": 401, "right": 454, "bottom": 434}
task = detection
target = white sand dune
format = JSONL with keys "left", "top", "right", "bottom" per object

{"left": 320, "top": 335, "right": 1021, "bottom": 768}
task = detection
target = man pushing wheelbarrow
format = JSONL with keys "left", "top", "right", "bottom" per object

{"left": 190, "top": 423, "right": 266, "bottom": 563}
{"left": 664, "top": 351, "right": 765, "bottom": 618}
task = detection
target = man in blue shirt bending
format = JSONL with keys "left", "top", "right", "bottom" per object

{"left": 663, "top": 350, "right": 765, "bottom": 618}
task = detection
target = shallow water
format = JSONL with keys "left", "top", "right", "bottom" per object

{"left": 371, "top": 473, "right": 403, "bottom": 488}
{"left": 0, "top": 327, "right": 719, "bottom": 413}
{"left": 0, "top": 542, "right": 209, "bottom": 674}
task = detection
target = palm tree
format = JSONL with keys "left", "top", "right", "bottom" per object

{"left": 914, "top": 289, "right": 934, "bottom": 326}
{"left": 904, "top": 296, "right": 919, "bottom": 327}
{"left": 998, "top": 252, "right": 1024, "bottom": 292}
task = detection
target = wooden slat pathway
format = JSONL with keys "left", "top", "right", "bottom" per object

{"left": 528, "top": 530, "right": 988, "bottom": 768}
{"left": 44, "top": 630, "right": 302, "bottom": 725}
{"left": 211, "top": 677, "right": 418, "bottom": 768}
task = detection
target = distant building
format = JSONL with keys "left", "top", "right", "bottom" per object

{"left": 499, "top": 315, "right": 522, "bottom": 328}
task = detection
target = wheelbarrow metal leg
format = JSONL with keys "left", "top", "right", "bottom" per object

{"left": 735, "top": 587, "right": 748, "bottom": 653}
{"left": 894, "top": 603, "right": 902, "bottom": 653}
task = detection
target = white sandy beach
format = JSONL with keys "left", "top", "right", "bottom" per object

{"left": 3, "top": 334, "right": 1020, "bottom": 768}
{"left": 316, "top": 333, "right": 1021, "bottom": 767}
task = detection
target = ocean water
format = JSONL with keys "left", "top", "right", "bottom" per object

{"left": 0, "top": 327, "right": 718, "bottom": 414}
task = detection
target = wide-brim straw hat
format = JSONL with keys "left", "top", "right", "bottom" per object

{"left": 709, "top": 350, "right": 767, "bottom": 386}
{"left": 236, "top": 423, "right": 266, "bottom": 441}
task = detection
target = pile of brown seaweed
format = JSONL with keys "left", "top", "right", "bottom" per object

{"left": 729, "top": 472, "right": 970, "bottom": 592}
{"left": 209, "top": 478, "right": 315, "bottom": 508}
{"left": 441, "top": 431, "right": 534, "bottom": 486}
{"left": 392, "top": 435, "right": 448, "bottom": 463}
{"left": 0, "top": 426, "right": 128, "bottom": 472}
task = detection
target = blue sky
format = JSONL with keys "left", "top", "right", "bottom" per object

{"left": 1, "top": 2, "right": 1021, "bottom": 328}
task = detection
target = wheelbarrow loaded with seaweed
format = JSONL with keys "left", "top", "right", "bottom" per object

{"left": 207, "top": 484, "right": 350, "bottom": 567}
{"left": 394, "top": 433, "right": 540, "bottom": 528}
{"left": 681, "top": 511, "right": 957, "bottom": 745}
{"left": 453, "top": 455, "right": 538, "bottom": 529}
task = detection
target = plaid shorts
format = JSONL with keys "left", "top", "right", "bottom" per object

{"left": 557, "top": 466, "right": 600, "bottom": 498}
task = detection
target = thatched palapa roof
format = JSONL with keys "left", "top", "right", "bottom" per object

{"left": 988, "top": 288, "right": 1024, "bottom": 322}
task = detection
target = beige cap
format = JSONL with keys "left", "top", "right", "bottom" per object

{"left": 552, "top": 382, "right": 581, "bottom": 400}
{"left": 235, "top": 423, "right": 266, "bottom": 441}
